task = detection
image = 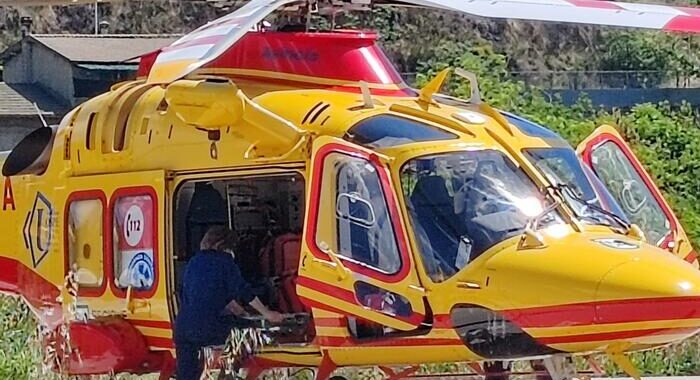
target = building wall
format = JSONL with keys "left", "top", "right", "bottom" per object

{"left": 30, "top": 43, "right": 74, "bottom": 107}
{"left": 4, "top": 40, "right": 33, "bottom": 84}
{"left": 3, "top": 39, "right": 74, "bottom": 107}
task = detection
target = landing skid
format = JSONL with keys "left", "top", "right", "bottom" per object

{"left": 199, "top": 354, "right": 616, "bottom": 380}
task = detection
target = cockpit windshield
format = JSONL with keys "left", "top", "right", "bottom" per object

{"left": 401, "top": 150, "right": 562, "bottom": 282}
{"left": 524, "top": 148, "right": 630, "bottom": 230}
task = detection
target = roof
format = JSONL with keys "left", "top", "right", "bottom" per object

{"left": 29, "top": 34, "right": 180, "bottom": 63}
{"left": 0, "top": 83, "right": 66, "bottom": 117}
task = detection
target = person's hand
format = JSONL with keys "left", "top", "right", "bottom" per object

{"left": 264, "top": 310, "right": 285, "bottom": 324}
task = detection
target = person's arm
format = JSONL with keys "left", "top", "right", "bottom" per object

{"left": 249, "top": 297, "right": 284, "bottom": 323}
{"left": 226, "top": 256, "right": 284, "bottom": 323}
{"left": 224, "top": 299, "right": 248, "bottom": 316}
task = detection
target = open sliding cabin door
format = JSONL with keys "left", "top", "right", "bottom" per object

{"left": 297, "top": 136, "right": 427, "bottom": 332}
{"left": 577, "top": 125, "right": 696, "bottom": 263}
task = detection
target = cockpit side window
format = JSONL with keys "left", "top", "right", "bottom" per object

{"left": 401, "top": 150, "right": 558, "bottom": 283}
{"left": 315, "top": 152, "right": 401, "bottom": 274}
{"left": 590, "top": 141, "right": 671, "bottom": 245}
{"left": 344, "top": 115, "right": 458, "bottom": 149}
{"left": 525, "top": 147, "right": 630, "bottom": 230}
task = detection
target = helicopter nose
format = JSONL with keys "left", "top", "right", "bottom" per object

{"left": 593, "top": 256, "right": 700, "bottom": 345}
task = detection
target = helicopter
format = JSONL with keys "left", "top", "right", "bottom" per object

{"left": 1, "top": 0, "right": 700, "bottom": 379}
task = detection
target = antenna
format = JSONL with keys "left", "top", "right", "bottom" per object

{"left": 33, "top": 103, "right": 48, "bottom": 128}
{"left": 359, "top": 81, "right": 374, "bottom": 109}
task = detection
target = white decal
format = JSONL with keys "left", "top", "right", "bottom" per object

{"left": 124, "top": 205, "right": 145, "bottom": 247}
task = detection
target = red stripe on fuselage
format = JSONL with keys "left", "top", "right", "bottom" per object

{"left": 315, "top": 317, "right": 349, "bottom": 328}
{"left": 0, "top": 256, "right": 62, "bottom": 327}
{"left": 129, "top": 319, "right": 172, "bottom": 330}
{"left": 500, "top": 296, "right": 700, "bottom": 328}
{"left": 537, "top": 326, "right": 699, "bottom": 345}
{"left": 316, "top": 336, "right": 463, "bottom": 347}
{"left": 297, "top": 276, "right": 425, "bottom": 325}
{"left": 144, "top": 336, "right": 175, "bottom": 349}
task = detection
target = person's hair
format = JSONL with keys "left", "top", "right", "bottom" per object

{"left": 200, "top": 226, "right": 236, "bottom": 252}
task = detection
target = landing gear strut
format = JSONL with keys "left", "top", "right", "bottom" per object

{"left": 542, "top": 356, "right": 578, "bottom": 380}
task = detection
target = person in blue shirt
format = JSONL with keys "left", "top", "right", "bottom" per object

{"left": 175, "top": 226, "right": 284, "bottom": 380}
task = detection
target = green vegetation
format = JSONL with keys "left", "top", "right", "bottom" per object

{"left": 0, "top": 298, "right": 44, "bottom": 378}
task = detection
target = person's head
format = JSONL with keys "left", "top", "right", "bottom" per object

{"left": 449, "top": 156, "right": 476, "bottom": 182}
{"left": 200, "top": 226, "right": 236, "bottom": 252}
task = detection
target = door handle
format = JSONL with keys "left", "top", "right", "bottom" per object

{"left": 456, "top": 281, "right": 482, "bottom": 289}
{"left": 316, "top": 242, "right": 350, "bottom": 280}
{"left": 125, "top": 286, "right": 152, "bottom": 315}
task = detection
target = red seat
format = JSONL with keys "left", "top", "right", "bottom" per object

{"left": 259, "top": 233, "right": 316, "bottom": 342}
{"left": 259, "top": 233, "right": 305, "bottom": 314}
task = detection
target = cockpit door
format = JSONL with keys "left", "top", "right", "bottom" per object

{"left": 298, "top": 136, "right": 427, "bottom": 331}
{"left": 577, "top": 125, "right": 695, "bottom": 261}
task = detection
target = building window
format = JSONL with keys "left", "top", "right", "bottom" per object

{"left": 67, "top": 198, "right": 104, "bottom": 288}
{"left": 315, "top": 152, "right": 401, "bottom": 274}
{"left": 113, "top": 194, "right": 156, "bottom": 291}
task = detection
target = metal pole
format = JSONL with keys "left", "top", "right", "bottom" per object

{"left": 94, "top": 0, "right": 98, "bottom": 34}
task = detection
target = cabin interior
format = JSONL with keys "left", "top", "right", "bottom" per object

{"left": 173, "top": 173, "right": 313, "bottom": 342}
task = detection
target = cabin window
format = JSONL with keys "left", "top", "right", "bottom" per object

{"left": 67, "top": 198, "right": 105, "bottom": 289}
{"left": 315, "top": 152, "right": 401, "bottom": 274}
{"left": 113, "top": 194, "right": 156, "bottom": 291}
{"left": 590, "top": 141, "right": 672, "bottom": 245}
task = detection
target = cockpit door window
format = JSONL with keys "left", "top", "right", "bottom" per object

{"left": 578, "top": 125, "right": 692, "bottom": 258}
{"left": 300, "top": 136, "right": 427, "bottom": 332}
{"left": 323, "top": 152, "right": 401, "bottom": 274}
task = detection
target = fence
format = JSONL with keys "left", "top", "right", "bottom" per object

{"left": 508, "top": 70, "right": 699, "bottom": 90}
{"left": 401, "top": 71, "right": 699, "bottom": 90}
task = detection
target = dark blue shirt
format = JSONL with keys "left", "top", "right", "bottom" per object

{"left": 175, "top": 250, "right": 255, "bottom": 343}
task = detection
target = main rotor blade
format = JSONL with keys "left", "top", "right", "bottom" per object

{"left": 0, "top": 0, "right": 122, "bottom": 5}
{"left": 389, "top": 0, "right": 700, "bottom": 34}
{"left": 147, "top": 0, "right": 301, "bottom": 84}
{"left": 146, "top": 0, "right": 698, "bottom": 84}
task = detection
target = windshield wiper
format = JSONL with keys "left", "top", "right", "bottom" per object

{"left": 550, "top": 183, "right": 631, "bottom": 232}
{"left": 525, "top": 198, "right": 561, "bottom": 231}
